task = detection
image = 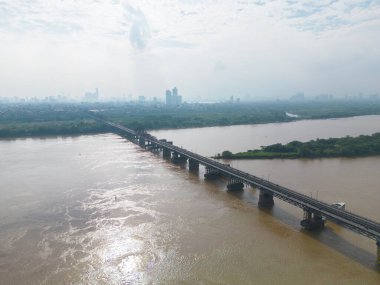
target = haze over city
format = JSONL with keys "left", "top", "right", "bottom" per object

{"left": 1, "top": 0, "right": 380, "bottom": 100}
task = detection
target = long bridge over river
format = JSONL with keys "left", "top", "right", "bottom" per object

{"left": 105, "top": 120, "right": 380, "bottom": 265}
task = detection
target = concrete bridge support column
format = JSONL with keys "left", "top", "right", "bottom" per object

{"left": 188, "top": 159, "right": 199, "bottom": 171}
{"left": 377, "top": 240, "right": 380, "bottom": 265}
{"left": 139, "top": 138, "right": 146, "bottom": 147}
{"left": 146, "top": 142, "right": 158, "bottom": 152}
{"left": 300, "top": 209, "right": 325, "bottom": 230}
{"left": 172, "top": 152, "right": 187, "bottom": 164}
{"left": 171, "top": 152, "right": 177, "bottom": 158}
{"left": 163, "top": 148, "right": 171, "bottom": 159}
{"left": 204, "top": 167, "right": 221, "bottom": 179}
{"left": 151, "top": 143, "right": 161, "bottom": 152}
{"left": 304, "top": 210, "right": 312, "bottom": 221}
{"left": 227, "top": 177, "right": 244, "bottom": 191}
{"left": 258, "top": 189, "right": 274, "bottom": 207}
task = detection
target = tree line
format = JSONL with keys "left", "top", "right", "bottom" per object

{"left": 216, "top": 133, "right": 380, "bottom": 159}
{"left": 1, "top": 100, "right": 380, "bottom": 138}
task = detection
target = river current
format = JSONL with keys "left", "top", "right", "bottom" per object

{"left": 1, "top": 116, "right": 380, "bottom": 284}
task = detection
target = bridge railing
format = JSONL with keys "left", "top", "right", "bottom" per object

{"left": 147, "top": 132, "right": 380, "bottom": 238}
{"left": 106, "top": 121, "right": 380, "bottom": 240}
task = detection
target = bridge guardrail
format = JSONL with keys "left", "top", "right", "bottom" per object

{"left": 107, "top": 121, "right": 380, "bottom": 240}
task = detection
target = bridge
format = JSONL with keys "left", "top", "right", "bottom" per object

{"left": 105, "top": 120, "right": 380, "bottom": 265}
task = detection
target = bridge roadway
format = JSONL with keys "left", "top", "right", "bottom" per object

{"left": 106, "top": 121, "right": 380, "bottom": 246}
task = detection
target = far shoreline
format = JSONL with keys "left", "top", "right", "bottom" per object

{"left": 2, "top": 114, "right": 380, "bottom": 140}
{"left": 214, "top": 132, "right": 380, "bottom": 160}
{"left": 149, "top": 114, "right": 380, "bottom": 133}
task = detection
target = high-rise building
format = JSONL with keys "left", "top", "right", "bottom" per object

{"left": 84, "top": 88, "right": 99, "bottom": 101}
{"left": 172, "top": 87, "right": 178, "bottom": 97}
{"left": 176, "top": 95, "right": 182, "bottom": 105}
{"left": 165, "top": 87, "right": 182, "bottom": 106}
{"left": 166, "top": 90, "right": 172, "bottom": 105}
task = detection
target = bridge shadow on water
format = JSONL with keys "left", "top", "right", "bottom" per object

{"left": 303, "top": 226, "right": 379, "bottom": 271}
{"left": 148, "top": 151, "right": 379, "bottom": 271}
{"left": 226, "top": 186, "right": 379, "bottom": 272}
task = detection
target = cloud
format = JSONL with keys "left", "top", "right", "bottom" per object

{"left": 0, "top": 1, "right": 85, "bottom": 34}
{"left": 158, "top": 38, "right": 198, "bottom": 49}
{"left": 214, "top": 60, "right": 226, "bottom": 71}
{"left": 0, "top": 0, "right": 379, "bottom": 100}
{"left": 278, "top": 0, "right": 380, "bottom": 32}
{"left": 122, "top": 1, "right": 151, "bottom": 50}
{"left": 129, "top": 21, "right": 149, "bottom": 49}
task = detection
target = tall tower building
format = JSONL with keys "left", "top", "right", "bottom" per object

{"left": 166, "top": 90, "right": 172, "bottom": 105}
{"left": 176, "top": 95, "right": 182, "bottom": 105}
{"left": 166, "top": 87, "right": 182, "bottom": 106}
{"left": 172, "top": 87, "right": 178, "bottom": 97}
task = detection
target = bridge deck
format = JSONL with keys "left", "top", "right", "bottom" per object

{"left": 106, "top": 121, "right": 380, "bottom": 241}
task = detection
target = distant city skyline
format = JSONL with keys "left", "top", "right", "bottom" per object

{"left": 84, "top": 88, "right": 99, "bottom": 102}
{"left": 166, "top": 87, "right": 183, "bottom": 106}
{"left": 0, "top": 1, "right": 379, "bottom": 100}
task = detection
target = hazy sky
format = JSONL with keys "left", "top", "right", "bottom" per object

{"left": 1, "top": 0, "right": 379, "bottom": 101}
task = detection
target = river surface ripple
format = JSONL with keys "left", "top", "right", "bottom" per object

{"left": 1, "top": 115, "right": 380, "bottom": 284}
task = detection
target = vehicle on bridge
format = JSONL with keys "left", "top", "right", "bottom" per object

{"left": 331, "top": 202, "right": 346, "bottom": 210}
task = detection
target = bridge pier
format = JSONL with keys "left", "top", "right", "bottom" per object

{"left": 258, "top": 189, "right": 274, "bottom": 207}
{"left": 172, "top": 152, "right": 188, "bottom": 164}
{"left": 127, "top": 133, "right": 134, "bottom": 141}
{"left": 162, "top": 148, "right": 171, "bottom": 159}
{"left": 146, "top": 142, "right": 160, "bottom": 152}
{"left": 204, "top": 167, "right": 222, "bottom": 179}
{"left": 138, "top": 137, "right": 146, "bottom": 147}
{"left": 377, "top": 240, "right": 380, "bottom": 265}
{"left": 153, "top": 144, "right": 161, "bottom": 152}
{"left": 300, "top": 209, "right": 325, "bottom": 230}
{"left": 227, "top": 177, "right": 244, "bottom": 191}
{"left": 188, "top": 159, "right": 199, "bottom": 171}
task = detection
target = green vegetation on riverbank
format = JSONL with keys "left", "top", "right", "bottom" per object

{"left": 0, "top": 103, "right": 111, "bottom": 137}
{"left": 215, "top": 133, "right": 380, "bottom": 159}
{"left": 0, "top": 120, "right": 110, "bottom": 138}
{"left": 0, "top": 100, "right": 380, "bottom": 138}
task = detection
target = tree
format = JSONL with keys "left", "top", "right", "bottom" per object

{"left": 222, "top": 150, "right": 233, "bottom": 157}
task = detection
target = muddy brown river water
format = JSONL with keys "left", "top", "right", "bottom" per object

{"left": 1, "top": 115, "right": 380, "bottom": 284}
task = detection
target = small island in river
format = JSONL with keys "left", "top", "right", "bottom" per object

{"left": 215, "top": 133, "right": 380, "bottom": 159}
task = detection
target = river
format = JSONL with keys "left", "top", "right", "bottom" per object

{"left": 0, "top": 115, "right": 380, "bottom": 284}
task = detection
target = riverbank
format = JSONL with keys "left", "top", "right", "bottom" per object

{"left": 1, "top": 100, "right": 380, "bottom": 138}
{"left": 0, "top": 120, "right": 111, "bottom": 138}
{"left": 214, "top": 133, "right": 380, "bottom": 159}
